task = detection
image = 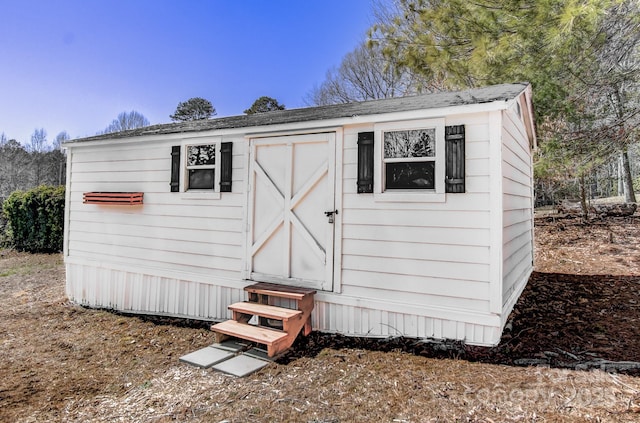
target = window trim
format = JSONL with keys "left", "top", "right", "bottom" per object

{"left": 181, "top": 138, "right": 222, "bottom": 200}
{"left": 373, "top": 118, "right": 446, "bottom": 203}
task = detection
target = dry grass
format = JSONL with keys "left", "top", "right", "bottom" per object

{"left": 535, "top": 216, "right": 640, "bottom": 275}
{"left": 65, "top": 350, "right": 640, "bottom": 422}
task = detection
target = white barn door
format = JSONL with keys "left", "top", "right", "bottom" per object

{"left": 247, "top": 133, "right": 336, "bottom": 291}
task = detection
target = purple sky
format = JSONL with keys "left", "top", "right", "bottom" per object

{"left": 1, "top": 0, "right": 374, "bottom": 144}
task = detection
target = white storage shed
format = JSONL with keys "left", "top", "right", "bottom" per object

{"left": 63, "top": 82, "right": 536, "bottom": 346}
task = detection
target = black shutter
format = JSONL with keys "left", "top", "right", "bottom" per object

{"left": 170, "top": 145, "right": 180, "bottom": 192}
{"left": 220, "top": 142, "right": 233, "bottom": 192}
{"left": 357, "top": 131, "right": 374, "bottom": 193}
{"left": 445, "top": 125, "right": 465, "bottom": 193}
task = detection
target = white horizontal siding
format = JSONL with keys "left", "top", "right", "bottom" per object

{"left": 501, "top": 106, "right": 533, "bottom": 312}
{"left": 69, "top": 209, "right": 243, "bottom": 232}
{"left": 342, "top": 209, "right": 490, "bottom": 229}
{"left": 343, "top": 239, "right": 489, "bottom": 264}
{"left": 340, "top": 269, "right": 489, "bottom": 299}
{"left": 66, "top": 138, "right": 246, "bottom": 282}
{"left": 466, "top": 141, "right": 490, "bottom": 160}
{"left": 502, "top": 158, "right": 531, "bottom": 188}
{"left": 343, "top": 225, "right": 490, "bottom": 247}
{"left": 70, "top": 231, "right": 241, "bottom": 260}
{"left": 70, "top": 181, "right": 168, "bottom": 193}
{"left": 340, "top": 280, "right": 489, "bottom": 312}
{"left": 503, "top": 188, "right": 531, "bottom": 210}
{"left": 71, "top": 158, "right": 168, "bottom": 173}
{"left": 503, "top": 208, "right": 532, "bottom": 227}
{"left": 342, "top": 255, "right": 489, "bottom": 282}
{"left": 71, "top": 170, "right": 167, "bottom": 183}
{"left": 71, "top": 145, "right": 167, "bottom": 162}
{"left": 68, "top": 240, "right": 241, "bottom": 272}
{"left": 466, "top": 158, "right": 490, "bottom": 177}
{"left": 70, "top": 220, "right": 239, "bottom": 246}
{"left": 503, "top": 220, "right": 531, "bottom": 245}
{"left": 338, "top": 117, "right": 494, "bottom": 319}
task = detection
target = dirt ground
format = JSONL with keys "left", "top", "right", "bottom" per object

{"left": 1, "top": 214, "right": 640, "bottom": 422}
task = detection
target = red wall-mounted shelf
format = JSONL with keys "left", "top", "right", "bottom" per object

{"left": 83, "top": 192, "right": 144, "bottom": 205}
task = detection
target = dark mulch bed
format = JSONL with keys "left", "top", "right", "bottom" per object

{"left": 283, "top": 271, "right": 640, "bottom": 375}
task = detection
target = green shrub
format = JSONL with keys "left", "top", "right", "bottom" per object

{"left": 2, "top": 186, "right": 65, "bottom": 253}
{"left": 0, "top": 198, "right": 9, "bottom": 248}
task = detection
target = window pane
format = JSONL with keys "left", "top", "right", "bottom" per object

{"left": 188, "top": 169, "right": 214, "bottom": 189}
{"left": 385, "top": 161, "right": 435, "bottom": 190}
{"left": 384, "top": 128, "right": 435, "bottom": 159}
{"left": 187, "top": 145, "right": 216, "bottom": 166}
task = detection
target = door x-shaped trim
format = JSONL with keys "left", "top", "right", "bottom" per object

{"left": 251, "top": 159, "right": 329, "bottom": 264}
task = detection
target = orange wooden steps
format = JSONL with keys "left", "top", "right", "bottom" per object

{"left": 244, "top": 282, "right": 315, "bottom": 301}
{"left": 211, "top": 320, "right": 288, "bottom": 346}
{"left": 210, "top": 282, "right": 316, "bottom": 357}
{"left": 229, "top": 302, "right": 302, "bottom": 321}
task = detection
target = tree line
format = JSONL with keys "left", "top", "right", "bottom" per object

{"left": 0, "top": 131, "right": 67, "bottom": 199}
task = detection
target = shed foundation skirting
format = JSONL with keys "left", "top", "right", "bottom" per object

{"left": 65, "top": 262, "right": 246, "bottom": 320}
{"left": 66, "top": 262, "right": 503, "bottom": 346}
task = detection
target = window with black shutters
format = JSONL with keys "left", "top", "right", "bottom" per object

{"left": 186, "top": 144, "right": 216, "bottom": 190}
{"left": 383, "top": 128, "right": 436, "bottom": 190}
{"left": 363, "top": 119, "right": 464, "bottom": 201}
{"left": 170, "top": 141, "right": 233, "bottom": 195}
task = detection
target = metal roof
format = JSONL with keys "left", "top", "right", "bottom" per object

{"left": 67, "top": 82, "right": 530, "bottom": 143}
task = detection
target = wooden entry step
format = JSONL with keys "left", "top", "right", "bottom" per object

{"left": 211, "top": 320, "right": 288, "bottom": 346}
{"left": 211, "top": 283, "right": 316, "bottom": 357}
{"left": 229, "top": 302, "right": 302, "bottom": 322}
{"left": 244, "top": 282, "right": 317, "bottom": 301}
